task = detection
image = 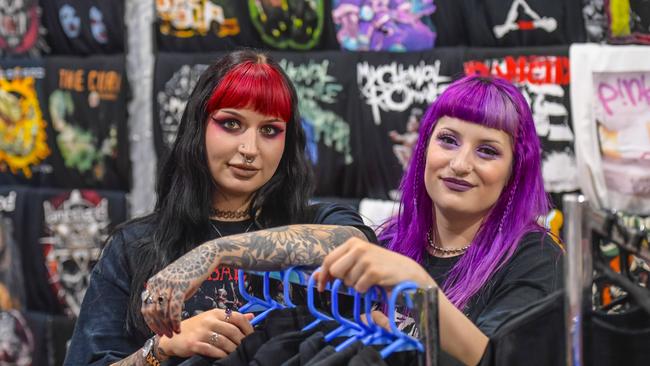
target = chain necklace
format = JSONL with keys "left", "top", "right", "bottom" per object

{"left": 210, "top": 220, "right": 255, "bottom": 238}
{"left": 427, "top": 230, "right": 471, "bottom": 255}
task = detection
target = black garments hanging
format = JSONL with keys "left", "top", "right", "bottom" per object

{"left": 20, "top": 187, "right": 127, "bottom": 316}
{"left": 39, "top": 0, "right": 125, "bottom": 55}
{"left": 175, "top": 306, "right": 318, "bottom": 366}
{"left": 154, "top": 1, "right": 262, "bottom": 53}
{"left": 584, "top": 306, "right": 650, "bottom": 366}
{"left": 0, "top": 60, "right": 55, "bottom": 187}
{"left": 463, "top": 46, "right": 579, "bottom": 208}
{"left": 42, "top": 55, "right": 131, "bottom": 190}
{"left": 0, "top": 0, "right": 48, "bottom": 57}
{"left": 433, "top": 0, "right": 586, "bottom": 47}
{"left": 350, "top": 48, "right": 465, "bottom": 199}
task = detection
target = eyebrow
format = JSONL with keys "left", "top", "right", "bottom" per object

{"left": 439, "top": 127, "right": 506, "bottom": 146}
{"left": 219, "top": 109, "right": 285, "bottom": 123}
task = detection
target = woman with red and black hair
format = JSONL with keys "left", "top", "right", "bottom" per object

{"left": 64, "top": 51, "right": 376, "bottom": 365}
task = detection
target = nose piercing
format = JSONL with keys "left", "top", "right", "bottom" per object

{"left": 244, "top": 156, "right": 254, "bottom": 165}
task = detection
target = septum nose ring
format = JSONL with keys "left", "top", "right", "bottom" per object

{"left": 240, "top": 144, "right": 255, "bottom": 165}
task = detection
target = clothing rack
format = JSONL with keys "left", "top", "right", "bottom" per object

{"left": 563, "top": 194, "right": 649, "bottom": 366}
{"left": 247, "top": 269, "right": 440, "bottom": 365}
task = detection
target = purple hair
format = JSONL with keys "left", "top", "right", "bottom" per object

{"left": 379, "top": 75, "right": 551, "bottom": 310}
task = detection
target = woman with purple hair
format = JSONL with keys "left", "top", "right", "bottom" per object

{"left": 317, "top": 75, "right": 564, "bottom": 365}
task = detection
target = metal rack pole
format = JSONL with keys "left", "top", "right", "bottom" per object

{"left": 563, "top": 194, "right": 592, "bottom": 366}
{"left": 413, "top": 285, "right": 439, "bottom": 366}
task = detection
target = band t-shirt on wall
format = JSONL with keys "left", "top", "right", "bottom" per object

{"left": 152, "top": 52, "right": 224, "bottom": 160}
{"left": 0, "top": 0, "right": 47, "bottom": 57}
{"left": 271, "top": 51, "right": 360, "bottom": 197}
{"left": 332, "top": 0, "right": 436, "bottom": 51}
{"left": 21, "top": 188, "right": 127, "bottom": 316}
{"left": 463, "top": 46, "right": 579, "bottom": 207}
{"left": 248, "top": 0, "right": 338, "bottom": 50}
{"left": 155, "top": 0, "right": 262, "bottom": 52}
{"left": 433, "top": 0, "right": 585, "bottom": 46}
{"left": 0, "top": 60, "right": 54, "bottom": 187}
{"left": 42, "top": 55, "right": 130, "bottom": 190}
{"left": 350, "top": 48, "right": 465, "bottom": 199}
{"left": 40, "top": 0, "right": 125, "bottom": 55}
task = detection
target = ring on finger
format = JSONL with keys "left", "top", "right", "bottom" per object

{"left": 224, "top": 308, "right": 232, "bottom": 323}
{"left": 209, "top": 331, "right": 220, "bottom": 346}
{"left": 141, "top": 290, "right": 154, "bottom": 305}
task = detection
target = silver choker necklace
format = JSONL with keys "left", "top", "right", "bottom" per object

{"left": 210, "top": 221, "right": 255, "bottom": 238}
{"left": 427, "top": 230, "right": 471, "bottom": 255}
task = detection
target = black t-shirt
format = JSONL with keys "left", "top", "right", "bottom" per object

{"left": 422, "top": 231, "right": 564, "bottom": 336}
{"left": 433, "top": 0, "right": 585, "bottom": 46}
{"left": 42, "top": 55, "right": 131, "bottom": 190}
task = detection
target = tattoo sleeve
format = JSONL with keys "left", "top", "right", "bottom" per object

{"left": 180, "top": 224, "right": 366, "bottom": 283}
{"left": 214, "top": 224, "right": 366, "bottom": 271}
{"left": 142, "top": 225, "right": 367, "bottom": 335}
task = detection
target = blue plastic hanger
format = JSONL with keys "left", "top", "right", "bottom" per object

{"left": 324, "top": 279, "right": 363, "bottom": 342}
{"left": 360, "top": 285, "right": 395, "bottom": 346}
{"left": 237, "top": 269, "right": 271, "bottom": 313}
{"left": 282, "top": 266, "right": 306, "bottom": 308}
{"left": 301, "top": 268, "right": 334, "bottom": 331}
{"left": 379, "top": 281, "right": 425, "bottom": 358}
{"left": 250, "top": 271, "right": 286, "bottom": 325}
{"left": 334, "top": 289, "right": 373, "bottom": 351}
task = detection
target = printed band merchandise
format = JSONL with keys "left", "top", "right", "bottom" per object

{"left": 155, "top": 0, "right": 262, "bottom": 52}
{"left": 433, "top": 0, "right": 586, "bottom": 47}
{"left": 42, "top": 55, "right": 131, "bottom": 190}
{"left": 39, "top": 0, "right": 126, "bottom": 55}
{"left": 463, "top": 46, "right": 580, "bottom": 208}
{"left": 350, "top": 48, "right": 465, "bottom": 199}
{"left": 0, "top": 60, "right": 54, "bottom": 187}
{"left": 0, "top": 0, "right": 48, "bottom": 57}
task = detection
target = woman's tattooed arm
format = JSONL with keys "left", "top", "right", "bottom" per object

{"left": 141, "top": 225, "right": 366, "bottom": 336}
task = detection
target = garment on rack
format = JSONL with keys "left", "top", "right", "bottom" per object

{"left": 348, "top": 347, "right": 388, "bottom": 366}
{"left": 478, "top": 290, "right": 565, "bottom": 366}
{"left": 570, "top": 46, "right": 650, "bottom": 216}
{"left": 280, "top": 331, "right": 328, "bottom": 366}
{"left": 584, "top": 306, "right": 650, "bottom": 366}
